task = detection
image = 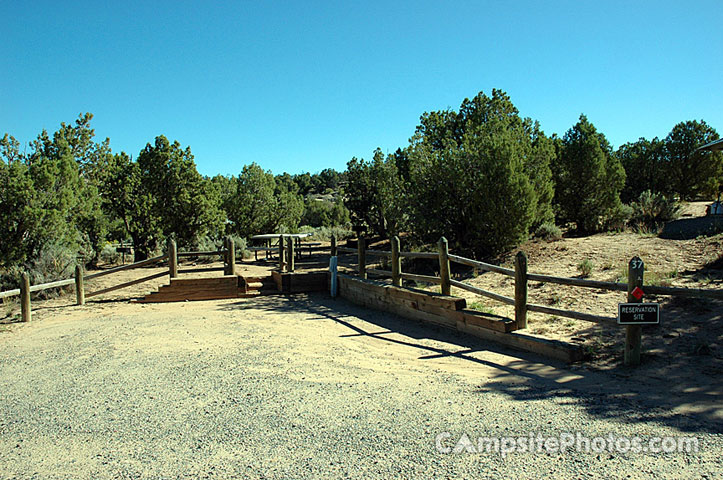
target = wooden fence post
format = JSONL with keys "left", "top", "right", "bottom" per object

{"left": 75, "top": 264, "right": 85, "bottom": 305}
{"left": 438, "top": 237, "right": 451, "bottom": 295}
{"left": 625, "top": 256, "right": 644, "bottom": 366}
{"left": 20, "top": 272, "right": 31, "bottom": 322}
{"left": 278, "top": 235, "right": 285, "bottom": 270}
{"left": 358, "top": 234, "right": 366, "bottom": 279}
{"left": 330, "top": 235, "right": 337, "bottom": 257}
{"left": 222, "top": 237, "right": 229, "bottom": 275}
{"left": 391, "top": 236, "right": 401, "bottom": 287}
{"left": 227, "top": 236, "right": 236, "bottom": 276}
{"left": 168, "top": 239, "right": 178, "bottom": 278}
{"left": 514, "top": 251, "right": 528, "bottom": 329}
{"left": 287, "top": 237, "right": 295, "bottom": 272}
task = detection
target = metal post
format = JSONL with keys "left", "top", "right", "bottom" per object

{"left": 329, "top": 256, "right": 338, "bottom": 298}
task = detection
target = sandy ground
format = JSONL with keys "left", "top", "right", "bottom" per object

{"left": 1, "top": 290, "right": 722, "bottom": 479}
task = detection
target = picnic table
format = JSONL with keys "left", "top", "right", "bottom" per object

{"left": 249, "top": 233, "right": 316, "bottom": 260}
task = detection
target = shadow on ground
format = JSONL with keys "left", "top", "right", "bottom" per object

{"left": 219, "top": 292, "right": 722, "bottom": 434}
{"left": 660, "top": 216, "right": 723, "bottom": 240}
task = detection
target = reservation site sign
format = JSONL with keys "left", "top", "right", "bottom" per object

{"left": 618, "top": 303, "right": 660, "bottom": 325}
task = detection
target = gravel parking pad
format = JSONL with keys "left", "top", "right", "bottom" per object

{"left": 1, "top": 294, "right": 721, "bottom": 479}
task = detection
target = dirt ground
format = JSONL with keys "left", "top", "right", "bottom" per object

{"left": 1, "top": 288, "right": 722, "bottom": 478}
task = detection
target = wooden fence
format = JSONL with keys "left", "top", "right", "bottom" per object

{"left": 335, "top": 235, "right": 723, "bottom": 331}
{"left": 0, "top": 237, "right": 238, "bottom": 322}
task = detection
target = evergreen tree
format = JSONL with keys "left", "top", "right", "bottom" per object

{"left": 554, "top": 115, "right": 625, "bottom": 233}
{"left": 617, "top": 137, "right": 668, "bottom": 202}
{"left": 405, "top": 89, "right": 554, "bottom": 256}
{"left": 664, "top": 120, "right": 722, "bottom": 200}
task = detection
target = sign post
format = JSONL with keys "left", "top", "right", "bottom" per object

{"left": 329, "top": 256, "right": 338, "bottom": 298}
{"left": 624, "top": 256, "right": 645, "bottom": 366}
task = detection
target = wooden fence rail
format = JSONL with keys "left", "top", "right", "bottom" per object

{"left": 450, "top": 279, "right": 515, "bottom": 306}
{"left": 84, "top": 254, "right": 169, "bottom": 281}
{"left": 338, "top": 235, "right": 723, "bottom": 331}
{"left": 448, "top": 254, "right": 515, "bottom": 276}
{"left": 86, "top": 271, "right": 168, "bottom": 298}
{"left": 0, "top": 238, "right": 238, "bottom": 321}
{"left": 177, "top": 250, "right": 225, "bottom": 257}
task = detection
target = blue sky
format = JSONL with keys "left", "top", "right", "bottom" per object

{"left": 3, "top": 0, "right": 722, "bottom": 176}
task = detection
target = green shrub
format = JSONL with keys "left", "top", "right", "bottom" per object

{"left": 193, "top": 235, "right": 250, "bottom": 261}
{"left": 630, "top": 190, "right": 681, "bottom": 231}
{"left": 577, "top": 259, "right": 594, "bottom": 278}
{"left": 298, "top": 225, "right": 353, "bottom": 242}
{"left": 100, "top": 244, "right": 121, "bottom": 265}
{"left": 534, "top": 222, "right": 562, "bottom": 241}
{"left": 603, "top": 203, "right": 633, "bottom": 231}
{"left": 229, "top": 235, "right": 250, "bottom": 259}
{"left": 0, "top": 242, "right": 79, "bottom": 298}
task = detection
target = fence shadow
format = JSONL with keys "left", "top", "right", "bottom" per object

{"left": 217, "top": 292, "right": 722, "bottom": 435}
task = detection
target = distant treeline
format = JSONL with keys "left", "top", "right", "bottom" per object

{"left": 345, "top": 89, "right": 722, "bottom": 256}
{"left": 1, "top": 90, "right": 721, "bottom": 285}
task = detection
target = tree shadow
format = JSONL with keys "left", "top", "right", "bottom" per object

{"left": 659, "top": 216, "right": 723, "bottom": 240}
{"left": 217, "top": 292, "right": 722, "bottom": 434}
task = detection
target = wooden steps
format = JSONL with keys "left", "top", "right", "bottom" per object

{"left": 241, "top": 276, "right": 279, "bottom": 296}
{"left": 140, "top": 276, "right": 242, "bottom": 303}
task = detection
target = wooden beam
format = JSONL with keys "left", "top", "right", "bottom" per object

{"left": 527, "top": 303, "right": 617, "bottom": 324}
{"left": 278, "top": 235, "right": 285, "bottom": 270}
{"left": 177, "top": 250, "right": 224, "bottom": 257}
{"left": 0, "top": 288, "right": 20, "bottom": 300}
{"left": 625, "top": 256, "right": 644, "bottom": 366}
{"left": 86, "top": 271, "right": 168, "bottom": 298}
{"left": 75, "top": 265, "right": 85, "bottom": 305}
{"left": 438, "top": 237, "right": 451, "bottom": 296}
{"left": 168, "top": 239, "right": 178, "bottom": 279}
{"left": 358, "top": 235, "right": 366, "bottom": 279}
{"left": 84, "top": 254, "right": 168, "bottom": 281}
{"left": 287, "top": 237, "right": 295, "bottom": 272}
{"left": 28, "top": 278, "right": 75, "bottom": 293}
{"left": 20, "top": 272, "right": 30, "bottom": 322}
{"left": 366, "top": 249, "right": 392, "bottom": 258}
{"left": 337, "top": 274, "right": 581, "bottom": 362}
{"left": 399, "top": 251, "right": 438, "bottom": 260}
{"left": 527, "top": 273, "right": 627, "bottom": 292}
{"left": 449, "top": 280, "right": 515, "bottom": 306}
{"left": 401, "top": 272, "right": 442, "bottom": 285}
{"left": 227, "top": 236, "right": 236, "bottom": 276}
{"left": 367, "top": 268, "right": 392, "bottom": 277}
{"left": 448, "top": 254, "right": 515, "bottom": 276}
{"left": 391, "top": 236, "right": 401, "bottom": 287}
{"left": 177, "top": 267, "right": 225, "bottom": 274}
{"left": 515, "top": 251, "right": 528, "bottom": 329}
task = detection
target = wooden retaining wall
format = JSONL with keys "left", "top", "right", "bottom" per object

{"left": 337, "top": 274, "right": 583, "bottom": 363}
{"left": 272, "top": 271, "right": 329, "bottom": 293}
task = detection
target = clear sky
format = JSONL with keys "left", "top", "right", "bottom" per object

{"left": 3, "top": 0, "right": 722, "bottom": 177}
